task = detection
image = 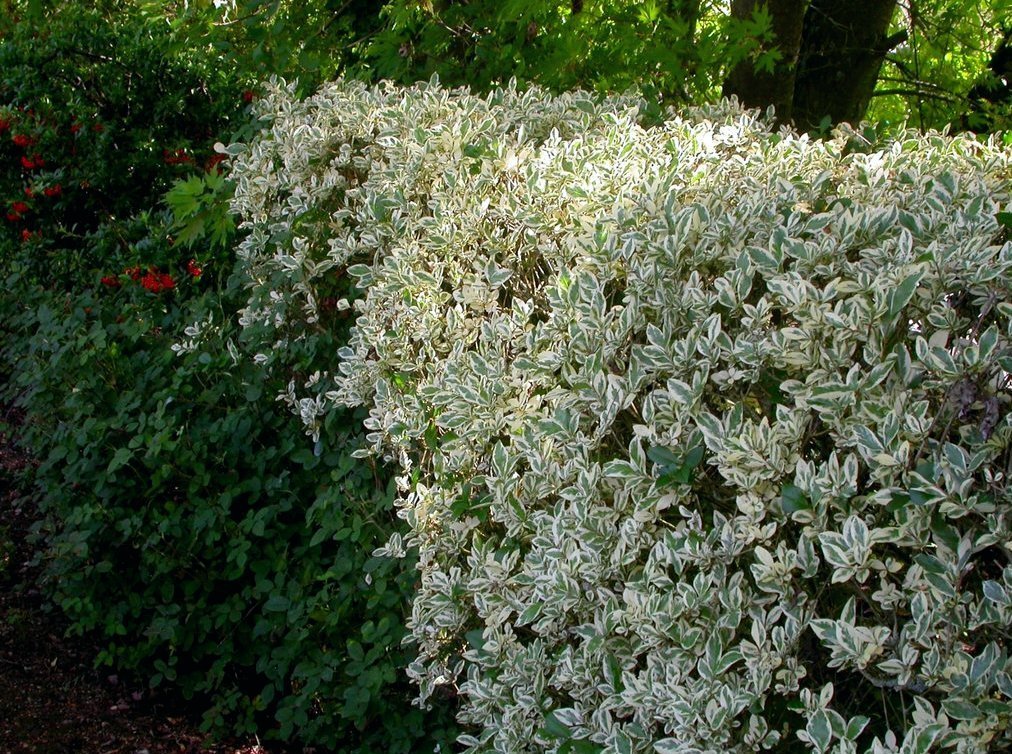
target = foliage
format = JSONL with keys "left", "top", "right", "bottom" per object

{"left": 364, "top": 0, "right": 767, "bottom": 103}
{"left": 364, "top": 0, "right": 1012, "bottom": 132}
{"left": 0, "top": 230, "right": 459, "bottom": 749}
{"left": 2, "top": 0, "right": 1011, "bottom": 749}
{"left": 5, "top": 0, "right": 1007, "bottom": 143}
{"left": 0, "top": 2, "right": 250, "bottom": 286}
{"left": 228, "top": 77, "right": 1012, "bottom": 753}
{"left": 165, "top": 165, "right": 237, "bottom": 251}
{"left": 870, "top": 0, "right": 1011, "bottom": 132}
{"left": 159, "top": 0, "right": 384, "bottom": 95}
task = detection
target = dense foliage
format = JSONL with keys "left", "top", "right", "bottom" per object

{"left": 1, "top": 0, "right": 1011, "bottom": 751}
{"left": 0, "top": 5, "right": 457, "bottom": 750}
{"left": 872, "top": 1, "right": 1010, "bottom": 132}
{"left": 362, "top": 0, "right": 1011, "bottom": 132}
{"left": 229, "top": 77, "right": 1012, "bottom": 753}
{"left": 1, "top": 256, "right": 457, "bottom": 750}
{"left": 0, "top": 2, "right": 250, "bottom": 284}
{"left": 365, "top": 0, "right": 757, "bottom": 103}
{"left": 56, "top": 0, "right": 1006, "bottom": 132}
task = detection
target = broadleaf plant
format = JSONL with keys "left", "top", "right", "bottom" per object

{"left": 226, "top": 77, "right": 1012, "bottom": 753}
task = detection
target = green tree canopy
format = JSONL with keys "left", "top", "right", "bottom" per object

{"left": 8, "top": 0, "right": 1004, "bottom": 132}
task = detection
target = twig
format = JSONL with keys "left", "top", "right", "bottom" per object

{"left": 872, "top": 88, "right": 962, "bottom": 103}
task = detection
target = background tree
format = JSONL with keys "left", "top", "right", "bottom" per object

{"left": 362, "top": 0, "right": 753, "bottom": 103}
{"left": 964, "top": 28, "right": 1012, "bottom": 131}
{"left": 722, "top": 0, "right": 908, "bottom": 130}
{"left": 363, "top": 0, "right": 1010, "bottom": 133}
{"left": 873, "top": 1, "right": 1010, "bottom": 132}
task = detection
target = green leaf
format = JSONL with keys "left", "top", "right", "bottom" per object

{"left": 886, "top": 491, "right": 911, "bottom": 512}
{"left": 560, "top": 740, "right": 603, "bottom": 754}
{"left": 540, "top": 711, "right": 572, "bottom": 740}
{"left": 889, "top": 270, "right": 924, "bottom": 318}
{"left": 346, "top": 640, "right": 365, "bottom": 662}
{"left": 714, "top": 648, "right": 743, "bottom": 676}
{"left": 779, "top": 484, "right": 810, "bottom": 514}
{"left": 844, "top": 715, "right": 869, "bottom": 741}
{"left": 914, "top": 553, "right": 945, "bottom": 575}
{"left": 683, "top": 444, "right": 704, "bottom": 471}
{"left": 517, "top": 602, "right": 543, "bottom": 626}
{"left": 291, "top": 448, "right": 319, "bottom": 469}
{"left": 107, "top": 447, "right": 133, "bottom": 474}
{"left": 614, "top": 731, "right": 633, "bottom": 754}
{"left": 647, "top": 446, "right": 679, "bottom": 467}
{"left": 263, "top": 595, "right": 290, "bottom": 612}
{"left": 942, "top": 699, "right": 980, "bottom": 720}
{"left": 807, "top": 710, "right": 833, "bottom": 752}
{"left": 983, "top": 580, "right": 1008, "bottom": 605}
{"left": 652, "top": 444, "right": 704, "bottom": 487}
{"left": 908, "top": 724, "right": 944, "bottom": 754}
{"left": 465, "top": 629, "right": 486, "bottom": 651}
{"left": 930, "top": 516, "right": 960, "bottom": 552}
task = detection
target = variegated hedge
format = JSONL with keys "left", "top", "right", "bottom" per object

{"left": 225, "top": 78, "right": 1012, "bottom": 753}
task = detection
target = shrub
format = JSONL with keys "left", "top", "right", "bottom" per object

{"left": 0, "top": 240, "right": 458, "bottom": 750}
{"left": 0, "top": 2, "right": 248, "bottom": 285}
{"left": 228, "top": 78, "right": 1012, "bottom": 752}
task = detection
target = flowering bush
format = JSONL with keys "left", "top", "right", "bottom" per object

{"left": 0, "top": 259, "right": 458, "bottom": 751}
{"left": 0, "top": 3, "right": 249, "bottom": 286}
{"left": 228, "top": 78, "right": 1012, "bottom": 752}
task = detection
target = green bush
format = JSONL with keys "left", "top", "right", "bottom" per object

{"left": 0, "top": 248, "right": 458, "bottom": 750}
{"left": 0, "top": 2, "right": 248, "bottom": 285}
{"left": 0, "top": 7, "right": 464, "bottom": 749}
{"left": 228, "top": 77, "right": 1012, "bottom": 752}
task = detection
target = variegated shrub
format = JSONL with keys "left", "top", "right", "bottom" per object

{"left": 226, "top": 78, "right": 1012, "bottom": 753}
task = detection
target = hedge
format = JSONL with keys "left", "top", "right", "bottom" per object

{"left": 227, "top": 77, "right": 1012, "bottom": 753}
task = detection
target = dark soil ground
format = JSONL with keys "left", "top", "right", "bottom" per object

{"left": 0, "top": 409, "right": 270, "bottom": 754}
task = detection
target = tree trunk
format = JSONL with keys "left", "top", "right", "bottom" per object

{"left": 722, "top": 0, "right": 808, "bottom": 125}
{"left": 791, "top": 0, "right": 903, "bottom": 130}
{"left": 721, "top": 0, "right": 904, "bottom": 131}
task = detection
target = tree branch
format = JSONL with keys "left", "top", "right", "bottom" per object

{"left": 872, "top": 88, "right": 962, "bottom": 103}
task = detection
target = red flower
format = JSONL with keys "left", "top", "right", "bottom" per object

{"left": 6, "top": 212, "right": 20, "bottom": 223}
{"left": 70, "top": 121, "right": 82, "bottom": 135}
{"left": 242, "top": 90, "right": 255, "bottom": 103}
{"left": 43, "top": 184, "right": 62, "bottom": 198}
{"left": 0, "top": 117, "right": 11, "bottom": 133}
{"left": 24, "top": 186, "right": 34, "bottom": 198}
{"left": 100, "top": 275, "right": 121, "bottom": 288}
{"left": 31, "top": 154, "right": 45, "bottom": 168}
{"left": 140, "top": 271, "right": 162, "bottom": 293}
{"left": 186, "top": 259, "right": 202, "bottom": 278}
{"left": 92, "top": 123, "right": 104, "bottom": 133}
{"left": 12, "top": 133, "right": 34, "bottom": 148}
{"left": 139, "top": 268, "right": 175, "bottom": 293}
{"left": 20, "top": 156, "right": 35, "bottom": 170}
{"left": 124, "top": 266, "right": 142, "bottom": 281}
{"left": 21, "top": 229, "right": 32, "bottom": 242}
{"left": 163, "top": 148, "right": 193, "bottom": 166}
{"left": 205, "top": 153, "right": 227, "bottom": 173}
{"left": 11, "top": 201, "right": 29, "bottom": 214}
